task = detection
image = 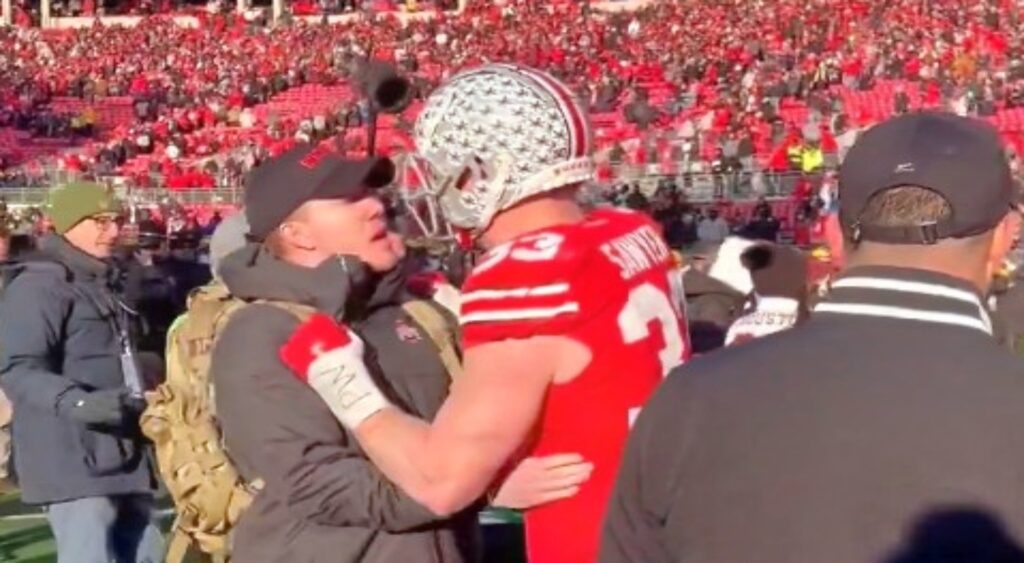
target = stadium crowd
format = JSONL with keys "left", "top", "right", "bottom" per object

{"left": 5, "top": 1, "right": 1024, "bottom": 562}
{"left": 2, "top": 0, "right": 1024, "bottom": 191}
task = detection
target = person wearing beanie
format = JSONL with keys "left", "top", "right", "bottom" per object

{"left": 0, "top": 182, "right": 164, "bottom": 563}
{"left": 724, "top": 242, "right": 810, "bottom": 346}
{"left": 47, "top": 181, "right": 122, "bottom": 256}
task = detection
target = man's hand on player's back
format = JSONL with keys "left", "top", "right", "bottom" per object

{"left": 281, "top": 312, "right": 571, "bottom": 516}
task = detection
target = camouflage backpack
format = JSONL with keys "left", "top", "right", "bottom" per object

{"left": 140, "top": 283, "right": 316, "bottom": 563}
{"left": 141, "top": 282, "right": 462, "bottom": 563}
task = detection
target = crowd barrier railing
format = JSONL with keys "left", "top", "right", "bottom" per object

{"left": 598, "top": 167, "right": 829, "bottom": 201}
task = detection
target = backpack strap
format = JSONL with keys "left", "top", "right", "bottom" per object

{"left": 149, "top": 287, "right": 320, "bottom": 563}
{"left": 402, "top": 300, "right": 463, "bottom": 381}
{"left": 253, "top": 300, "right": 318, "bottom": 323}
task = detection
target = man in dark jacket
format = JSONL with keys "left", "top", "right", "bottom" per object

{"left": 209, "top": 146, "right": 479, "bottom": 562}
{"left": 0, "top": 182, "right": 162, "bottom": 563}
{"left": 603, "top": 113, "right": 1024, "bottom": 561}
{"left": 682, "top": 242, "right": 746, "bottom": 354}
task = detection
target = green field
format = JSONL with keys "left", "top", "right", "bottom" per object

{"left": 0, "top": 493, "right": 56, "bottom": 563}
{"left": 0, "top": 494, "right": 524, "bottom": 562}
{"left": 0, "top": 494, "right": 179, "bottom": 563}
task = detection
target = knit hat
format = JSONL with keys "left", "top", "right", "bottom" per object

{"left": 47, "top": 182, "right": 121, "bottom": 235}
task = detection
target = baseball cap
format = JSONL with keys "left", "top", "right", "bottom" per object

{"left": 244, "top": 144, "right": 396, "bottom": 241}
{"left": 839, "top": 112, "right": 1016, "bottom": 244}
{"left": 47, "top": 181, "right": 122, "bottom": 235}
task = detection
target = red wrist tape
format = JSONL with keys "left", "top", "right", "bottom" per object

{"left": 279, "top": 314, "right": 352, "bottom": 380}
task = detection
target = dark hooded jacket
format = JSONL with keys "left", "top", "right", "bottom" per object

{"left": 211, "top": 245, "right": 480, "bottom": 563}
{"left": 0, "top": 235, "right": 156, "bottom": 504}
{"left": 684, "top": 268, "right": 747, "bottom": 354}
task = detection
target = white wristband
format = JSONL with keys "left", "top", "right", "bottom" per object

{"left": 306, "top": 347, "right": 390, "bottom": 429}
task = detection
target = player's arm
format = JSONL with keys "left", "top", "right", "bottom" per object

{"left": 280, "top": 314, "right": 569, "bottom": 516}
{"left": 354, "top": 336, "right": 563, "bottom": 516}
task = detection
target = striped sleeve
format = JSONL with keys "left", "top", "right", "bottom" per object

{"left": 459, "top": 282, "right": 580, "bottom": 325}
{"left": 459, "top": 270, "right": 591, "bottom": 348}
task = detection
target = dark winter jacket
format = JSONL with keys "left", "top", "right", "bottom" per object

{"left": 0, "top": 235, "right": 156, "bottom": 504}
{"left": 211, "top": 245, "right": 480, "bottom": 563}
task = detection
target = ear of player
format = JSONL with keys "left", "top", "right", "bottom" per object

{"left": 279, "top": 314, "right": 390, "bottom": 428}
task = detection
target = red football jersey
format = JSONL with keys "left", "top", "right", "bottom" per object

{"left": 460, "top": 208, "right": 689, "bottom": 563}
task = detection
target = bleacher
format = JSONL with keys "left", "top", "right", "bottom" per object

{"left": 47, "top": 96, "right": 137, "bottom": 130}
{"left": 8, "top": 75, "right": 1024, "bottom": 191}
{"left": 253, "top": 84, "right": 356, "bottom": 123}
{"left": 0, "top": 127, "right": 82, "bottom": 166}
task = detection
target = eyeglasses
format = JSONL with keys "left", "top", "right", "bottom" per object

{"left": 90, "top": 216, "right": 122, "bottom": 230}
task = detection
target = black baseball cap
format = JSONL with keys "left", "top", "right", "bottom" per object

{"left": 838, "top": 112, "right": 1016, "bottom": 244}
{"left": 244, "top": 144, "right": 396, "bottom": 241}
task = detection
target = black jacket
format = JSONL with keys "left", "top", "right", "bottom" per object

{"left": 683, "top": 268, "right": 747, "bottom": 354}
{"left": 992, "top": 274, "right": 1024, "bottom": 357}
{"left": 211, "top": 245, "right": 480, "bottom": 563}
{"left": 603, "top": 267, "right": 1024, "bottom": 562}
{"left": 0, "top": 235, "right": 156, "bottom": 504}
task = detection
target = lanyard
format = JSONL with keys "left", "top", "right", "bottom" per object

{"left": 74, "top": 283, "right": 145, "bottom": 397}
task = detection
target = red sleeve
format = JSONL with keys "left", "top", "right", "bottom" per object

{"left": 460, "top": 231, "right": 589, "bottom": 348}
{"left": 460, "top": 210, "right": 656, "bottom": 349}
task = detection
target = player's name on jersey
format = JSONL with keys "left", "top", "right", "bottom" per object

{"left": 599, "top": 225, "right": 671, "bottom": 280}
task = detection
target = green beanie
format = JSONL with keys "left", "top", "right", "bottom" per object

{"left": 48, "top": 182, "right": 121, "bottom": 235}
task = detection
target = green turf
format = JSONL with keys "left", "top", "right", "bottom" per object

{"left": 0, "top": 493, "right": 178, "bottom": 562}
{"left": 0, "top": 519, "right": 54, "bottom": 563}
{"left": 0, "top": 493, "right": 525, "bottom": 562}
{"left": 0, "top": 493, "right": 54, "bottom": 562}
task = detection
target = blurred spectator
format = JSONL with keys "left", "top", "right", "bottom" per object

{"left": 697, "top": 208, "right": 730, "bottom": 244}
{"left": 744, "top": 202, "right": 781, "bottom": 242}
{"left": 624, "top": 185, "right": 648, "bottom": 211}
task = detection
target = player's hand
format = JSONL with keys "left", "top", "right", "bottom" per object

{"left": 491, "top": 453, "right": 594, "bottom": 509}
{"left": 279, "top": 314, "right": 389, "bottom": 429}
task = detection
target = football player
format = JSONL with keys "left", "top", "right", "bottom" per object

{"left": 280, "top": 64, "right": 689, "bottom": 562}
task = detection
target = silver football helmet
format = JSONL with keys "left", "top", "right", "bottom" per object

{"left": 404, "top": 63, "right": 595, "bottom": 237}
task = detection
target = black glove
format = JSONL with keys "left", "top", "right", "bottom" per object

{"left": 58, "top": 388, "right": 130, "bottom": 426}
